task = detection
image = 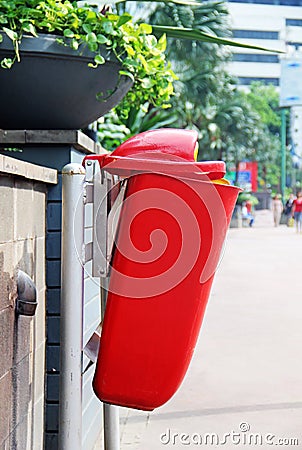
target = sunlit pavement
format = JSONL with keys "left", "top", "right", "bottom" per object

{"left": 119, "top": 210, "right": 302, "bottom": 450}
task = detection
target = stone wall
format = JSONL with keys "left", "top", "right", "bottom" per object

{"left": 0, "top": 156, "right": 57, "bottom": 450}
{"left": 0, "top": 134, "right": 104, "bottom": 450}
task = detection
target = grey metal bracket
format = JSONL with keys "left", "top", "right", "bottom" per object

{"left": 84, "top": 159, "right": 127, "bottom": 277}
{"left": 84, "top": 160, "right": 123, "bottom": 450}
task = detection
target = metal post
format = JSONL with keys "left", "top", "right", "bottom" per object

{"left": 281, "top": 108, "right": 287, "bottom": 203}
{"left": 59, "top": 163, "right": 86, "bottom": 450}
{"left": 101, "top": 277, "right": 120, "bottom": 450}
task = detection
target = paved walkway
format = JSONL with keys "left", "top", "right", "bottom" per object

{"left": 119, "top": 210, "right": 302, "bottom": 449}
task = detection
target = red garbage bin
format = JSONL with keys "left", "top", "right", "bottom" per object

{"left": 84, "top": 129, "right": 240, "bottom": 411}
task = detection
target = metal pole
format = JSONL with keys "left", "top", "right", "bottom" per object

{"left": 101, "top": 279, "right": 120, "bottom": 450}
{"left": 103, "top": 404, "right": 120, "bottom": 450}
{"left": 59, "top": 163, "right": 86, "bottom": 450}
{"left": 281, "top": 108, "right": 287, "bottom": 203}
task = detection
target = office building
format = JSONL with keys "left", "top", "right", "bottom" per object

{"left": 227, "top": 0, "right": 302, "bottom": 86}
{"left": 227, "top": 0, "right": 302, "bottom": 164}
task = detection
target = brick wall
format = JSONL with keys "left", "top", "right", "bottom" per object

{"left": 0, "top": 157, "right": 57, "bottom": 450}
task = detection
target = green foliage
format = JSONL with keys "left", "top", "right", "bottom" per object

{"left": 246, "top": 82, "right": 281, "bottom": 134}
{"left": 237, "top": 84, "right": 285, "bottom": 190}
{"left": 97, "top": 0, "right": 231, "bottom": 147}
{"left": 97, "top": 104, "right": 178, "bottom": 150}
{"left": 149, "top": 1, "right": 233, "bottom": 99}
{"left": 0, "top": 0, "right": 176, "bottom": 116}
{"left": 97, "top": 113, "right": 131, "bottom": 151}
{"left": 0, "top": 0, "right": 282, "bottom": 120}
{"left": 170, "top": 67, "right": 283, "bottom": 192}
{"left": 93, "top": 2, "right": 284, "bottom": 192}
{"left": 143, "top": 2, "right": 284, "bottom": 190}
{"left": 237, "top": 192, "right": 259, "bottom": 206}
{"left": 97, "top": 1, "right": 277, "bottom": 156}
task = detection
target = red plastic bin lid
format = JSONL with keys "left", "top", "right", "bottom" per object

{"left": 84, "top": 129, "right": 226, "bottom": 180}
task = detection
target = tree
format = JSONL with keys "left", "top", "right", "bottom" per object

{"left": 97, "top": 0, "right": 235, "bottom": 147}
{"left": 96, "top": 0, "right": 283, "bottom": 186}
{"left": 243, "top": 83, "right": 286, "bottom": 191}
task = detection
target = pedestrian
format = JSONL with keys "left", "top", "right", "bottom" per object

{"left": 272, "top": 194, "right": 283, "bottom": 227}
{"left": 241, "top": 201, "right": 254, "bottom": 227}
{"left": 292, "top": 191, "right": 302, "bottom": 233}
{"left": 284, "top": 193, "right": 296, "bottom": 226}
{"left": 246, "top": 199, "right": 253, "bottom": 215}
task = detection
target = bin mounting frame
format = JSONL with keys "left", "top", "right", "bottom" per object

{"left": 84, "top": 159, "right": 127, "bottom": 278}
{"left": 84, "top": 158, "right": 124, "bottom": 450}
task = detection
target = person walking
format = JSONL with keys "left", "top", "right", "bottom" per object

{"left": 272, "top": 194, "right": 283, "bottom": 227}
{"left": 284, "top": 193, "right": 296, "bottom": 226}
{"left": 292, "top": 191, "right": 302, "bottom": 233}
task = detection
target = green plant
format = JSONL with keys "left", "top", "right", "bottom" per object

{"left": 97, "top": 103, "right": 178, "bottom": 150}
{"left": 0, "top": 0, "right": 281, "bottom": 119}
{"left": 237, "top": 192, "right": 259, "bottom": 206}
{"left": 0, "top": 0, "right": 178, "bottom": 115}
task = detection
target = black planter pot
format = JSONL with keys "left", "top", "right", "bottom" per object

{"left": 0, "top": 33, "right": 132, "bottom": 130}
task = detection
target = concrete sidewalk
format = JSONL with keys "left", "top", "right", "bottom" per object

{"left": 119, "top": 210, "right": 302, "bottom": 449}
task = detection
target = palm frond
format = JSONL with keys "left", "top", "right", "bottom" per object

{"left": 151, "top": 25, "right": 283, "bottom": 53}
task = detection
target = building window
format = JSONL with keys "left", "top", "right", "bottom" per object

{"left": 233, "top": 30, "right": 279, "bottom": 39}
{"left": 238, "top": 77, "right": 279, "bottom": 86}
{"left": 286, "top": 19, "right": 302, "bottom": 26}
{"left": 233, "top": 53, "right": 279, "bottom": 63}
{"left": 229, "top": 0, "right": 302, "bottom": 5}
{"left": 281, "top": 0, "right": 302, "bottom": 4}
{"left": 287, "top": 41, "right": 302, "bottom": 48}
